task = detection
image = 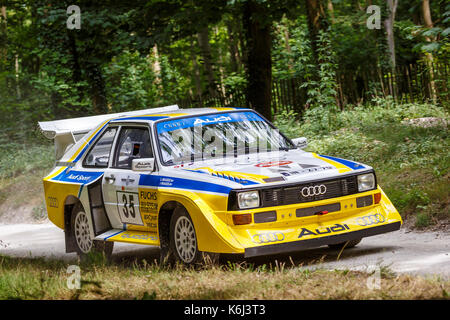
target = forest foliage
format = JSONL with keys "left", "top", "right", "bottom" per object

{"left": 0, "top": 0, "right": 448, "bottom": 141}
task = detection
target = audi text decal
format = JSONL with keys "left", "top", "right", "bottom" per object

{"left": 298, "top": 223, "right": 350, "bottom": 238}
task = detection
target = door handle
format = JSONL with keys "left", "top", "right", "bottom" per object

{"left": 105, "top": 175, "right": 115, "bottom": 183}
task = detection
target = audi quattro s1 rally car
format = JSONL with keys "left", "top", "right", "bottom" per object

{"left": 39, "top": 104, "right": 402, "bottom": 264}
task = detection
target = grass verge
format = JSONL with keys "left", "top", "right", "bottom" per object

{"left": 0, "top": 255, "right": 448, "bottom": 300}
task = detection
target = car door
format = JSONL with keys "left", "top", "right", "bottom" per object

{"left": 102, "top": 125, "right": 154, "bottom": 229}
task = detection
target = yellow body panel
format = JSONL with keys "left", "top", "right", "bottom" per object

{"left": 131, "top": 187, "right": 243, "bottom": 253}
{"left": 43, "top": 178, "right": 80, "bottom": 229}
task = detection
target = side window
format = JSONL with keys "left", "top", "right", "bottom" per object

{"left": 113, "top": 127, "right": 153, "bottom": 169}
{"left": 83, "top": 127, "right": 117, "bottom": 167}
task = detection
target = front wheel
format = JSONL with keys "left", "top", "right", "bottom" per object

{"left": 71, "top": 203, "right": 113, "bottom": 261}
{"left": 168, "top": 206, "right": 218, "bottom": 266}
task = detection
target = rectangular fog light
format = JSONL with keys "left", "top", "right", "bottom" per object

{"left": 254, "top": 211, "right": 277, "bottom": 223}
{"left": 356, "top": 195, "right": 373, "bottom": 208}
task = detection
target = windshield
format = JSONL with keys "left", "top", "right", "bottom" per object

{"left": 155, "top": 111, "right": 295, "bottom": 166}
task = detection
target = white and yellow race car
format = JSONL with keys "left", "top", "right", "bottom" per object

{"left": 39, "top": 105, "right": 402, "bottom": 264}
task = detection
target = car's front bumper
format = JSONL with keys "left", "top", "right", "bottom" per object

{"left": 219, "top": 186, "right": 403, "bottom": 257}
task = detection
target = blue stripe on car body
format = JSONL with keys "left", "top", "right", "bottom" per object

{"left": 139, "top": 174, "right": 232, "bottom": 195}
{"left": 318, "top": 154, "right": 365, "bottom": 170}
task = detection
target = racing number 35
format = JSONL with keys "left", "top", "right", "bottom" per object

{"left": 122, "top": 193, "right": 135, "bottom": 218}
{"left": 116, "top": 191, "right": 144, "bottom": 225}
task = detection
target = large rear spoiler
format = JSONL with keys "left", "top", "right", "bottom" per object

{"left": 38, "top": 104, "right": 179, "bottom": 160}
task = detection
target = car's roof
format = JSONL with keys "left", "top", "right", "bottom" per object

{"left": 109, "top": 107, "right": 248, "bottom": 123}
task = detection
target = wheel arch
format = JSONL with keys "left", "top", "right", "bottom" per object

{"left": 156, "top": 193, "right": 244, "bottom": 255}
{"left": 158, "top": 200, "right": 185, "bottom": 251}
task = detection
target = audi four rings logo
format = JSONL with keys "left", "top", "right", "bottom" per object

{"left": 252, "top": 232, "right": 285, "bottom": 244}
{"left": 301, "top": 185, "right": 327, "bottom": 197}
{"left": 356, "top": 214, "right": 385, "bottom": 226}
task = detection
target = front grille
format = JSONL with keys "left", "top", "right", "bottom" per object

{"left": 260, "top": 175, "right": 358, "bottom": 208}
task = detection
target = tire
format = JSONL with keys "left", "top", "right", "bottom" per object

{"left": 71, "top": 203, "right": 113, "bottom": 262}
{"left": 168, "top": 206, "right": 219, "bottom": 266}
{"left": 328, "top": 238, "right": 362, "bottom": 250}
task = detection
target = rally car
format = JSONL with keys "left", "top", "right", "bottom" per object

{"left": 39, "top": 105, "right": 402, "bottom": 264}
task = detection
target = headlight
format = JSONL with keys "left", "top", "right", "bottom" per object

{"left": 357, "top": 173, "right": 376, "bottom": 192}
{"left": 237, "top": 191, "right": 260, "bottom": 209}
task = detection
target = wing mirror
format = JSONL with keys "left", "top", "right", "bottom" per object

{"left": 132, "top": 158, "right": 155, "bottom": 172}
{"left": 291, "top": 137, "right": 308, "bottom": 150}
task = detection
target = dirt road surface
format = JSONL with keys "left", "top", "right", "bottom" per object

{"left": 0, "top": 223, "right": 449, "bottom": 278}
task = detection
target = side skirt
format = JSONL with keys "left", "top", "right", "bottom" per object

{"left": 94, "top": 229, "right": 160, "bottom": 246}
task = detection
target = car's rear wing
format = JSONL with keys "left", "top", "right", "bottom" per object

{"left": 38, "top": 104, "right": 179, "bottom": 160}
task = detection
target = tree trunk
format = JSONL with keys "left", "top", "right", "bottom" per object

{"left": 243, "top": 0, "right": 272, "bottom": 121}
{"left": 327, "top": 0, "right": 335, "bottom": 23}
{"left": 226, "top": 18, "right": 241, "bottom": 74}
{"left": 15, "top": 53, "right": 20, "bottom": 99}
{"left": 384, "top": 0, "right": 398, "bottom": 70}
{"left": 87, "top": 64, "right": 107, "bottom": 114}
{"left": 214, "top": 26, "right": 226, "bottom": 98}
{"left": 304, "top": 0, "right": 328, "bottom": 64}
{"left": 197, "top": 27, "right": 218, "bottom": 98}
{"left": 422, "top": 0, "right": 437, "bottom": 103}
{"left": 282, "top": 23, "right": 294, "bottom": 73}
{"left": 67, "top": 30, "right": 83, "bottom": 105}
{"left": 151, "top": 43, "right": 164, "bottom": 99}
{"left": 0, "top": 6, "right": 7, "bottom": 71}
{"left": 190, "top": 38, "right": 203, "bottom": 106}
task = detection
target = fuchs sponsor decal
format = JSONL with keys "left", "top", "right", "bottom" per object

{"left": 298, "top": 223, "right": 350, "bottom": 238}
{"left": 140, "top": 191, "right": 157, "bottom": 200}
{"left": 255, "top": 161, "right": 293, "bottom": 167}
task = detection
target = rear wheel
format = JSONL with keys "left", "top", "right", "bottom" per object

{"left": 328, "top": 238, "right": 362, "bottom": 250}
{"left": 71, "top": 203, "right": 113, "bottom": 261}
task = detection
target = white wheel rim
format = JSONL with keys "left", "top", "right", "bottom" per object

{"left": 74, "top": 211, "right": 93, "bottom": 253}
{"left": 174, "top": 216, "right": 197, "bottom": 263}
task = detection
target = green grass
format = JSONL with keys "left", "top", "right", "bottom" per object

{"left": 275, "top": 101, "right": 449, "bottom": 229}
{"left": 0, "top": 141, "right": 53, "bottom": 216}
{"left": 0, "top": 142, "right": 53, "bottom": 181}
{"left": 0, "top": 255, "right": 448, "bottom": 300}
